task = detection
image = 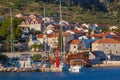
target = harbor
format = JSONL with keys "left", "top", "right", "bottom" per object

{"left": 0, "top": 51, "right": 88, "bottom": 72}
{"left": 1, "top": 51, "right": 120, "bottom": 72}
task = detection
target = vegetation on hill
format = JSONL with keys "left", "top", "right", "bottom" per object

{"left": 0, "top": 0, "right": 120, "bottom": 26}
{"left": 0, "top": 54, "right": 8, "bottom": 62}
{"left": 0, "top": 17, "right": 23, "bottom": 51}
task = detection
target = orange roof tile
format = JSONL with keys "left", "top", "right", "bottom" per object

{"left": 37, "top": 34, "right": 44, "bottom": 38}
{"left": 70, "top": 30, "right": 85, "bottom": 34}
{"left": 38, "top": 32, "right": 69, "bottom": 38}
{"left": 70, "top": 40, "right": 81, "bottom": 44}
{"left": 90, "top": 32, "right": 110, "bottom": 37}
{"left": 47, "top": 32, "right": 68, "bottom": 38}
{"left": 93, "top": 38, "right": 120, "bottom": 44}
{"left": 62, "top": 32, "right": 68, "bottom": 36}
{"left": 47, "top": 33, "right": 59, "bottom": 38}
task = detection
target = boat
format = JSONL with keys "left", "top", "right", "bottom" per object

{"left": 59, "top": 62, "right": 70, "bottom": 72}
{"left": 68, "top": 59, "right": 84, "bottom": 72}
{"left": 19, "top": 54, "right": 33, "bottom": 69}
{"left": 69, "top": 65, "right": 83, "bottom": 72}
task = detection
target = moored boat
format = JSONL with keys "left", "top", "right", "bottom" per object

{"left": 59, "top": 62, "right": 70, "bottom": 72}
{"left": 69, "top": 65, "right": 83, "bottom": 72}
{"left": 19, "top": 54, "right": 33, "bottom": 69}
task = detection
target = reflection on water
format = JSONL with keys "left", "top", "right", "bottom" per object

{"left": 0, "top": 67, "right": 120, "bottom": 80}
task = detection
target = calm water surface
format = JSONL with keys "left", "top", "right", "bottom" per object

{"left": 0, "top": 67, "right": 120, "bottom": 80}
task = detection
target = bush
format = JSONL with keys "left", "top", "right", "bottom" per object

{"left": 32, "top": 54, "right": 42, "bottom": 62}
{"left": 0, "top": 54, "right": 8, "bottom": 62}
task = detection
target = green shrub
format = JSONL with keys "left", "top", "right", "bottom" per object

{"left": 32, "top": 54, "right": 42, "bottom": 61}
{"left": 0, "top": 54, "right": 8, "bottom": 62}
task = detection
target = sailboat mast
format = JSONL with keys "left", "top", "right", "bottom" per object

{"left": 43, "top": 7, "right": 47, "bottom": 53}
{"left": 60, "top": 1, "right": 62, "bottom": 22}
{"left": 60, "top": 1, "right": 63, "bottom": 54}
{"left": 10, "top": 8, "right": 13, "bottom": 53}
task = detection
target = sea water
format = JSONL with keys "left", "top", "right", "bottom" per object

{"left": 0, "top": 67, "right": 120, "bottom": 80}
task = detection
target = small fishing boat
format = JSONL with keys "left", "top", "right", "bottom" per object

{"left": 68, "top": 59, "right": 84, "bottom": 72}
{"left": 19, "top": 54, "right": 33, "bottom": 68}
{"left": 69, "top": 65, "right": 83, "bottom": 72}
{"left": 59, "top": 62, "right": 70, "bottom": 72}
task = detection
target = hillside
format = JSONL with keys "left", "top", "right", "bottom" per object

{"left": 0, "top": 0, "right": 120, "bottom": 26}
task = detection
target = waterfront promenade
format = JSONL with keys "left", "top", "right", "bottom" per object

{"left": 1, "top": 51, "right": 54, "bottom": 58}
{"left": 92, "top": 61, "right": 120, "bottom": 67}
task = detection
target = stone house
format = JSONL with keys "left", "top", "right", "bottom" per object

{"left": 68, "top": 40, "right": 85, "bottom": 53}
{"left": 37, "top": 32, "right": 74, "bottom": 51}
{"left": 92, "top": 38, "right": 120, "bottom": 60}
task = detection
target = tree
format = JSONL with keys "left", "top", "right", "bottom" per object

{"left": 101, "top": 27, "right": 109, "bottom": 33}
{"left": 88, "top": 29, "right": 92, "bottom": 36}
{"left": 0, "top": 17, "right": 23, "bottom": 51}
{"left": 58, "top": 29, "right": 63, "bottom": 52}
{"left": 0, "top": 17, "right": 23, "bottom": 40}
{"left": 31, "top": 44, "right": 43, "bottom": 52}
{"left": 0, "top": 54, "right": 8, "bottom": 62}
{"left": 32, "top": 54, "right": 42, "bottom": 61}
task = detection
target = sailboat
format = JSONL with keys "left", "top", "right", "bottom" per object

{"left": 54, "top": 1, "right": 70, "bottom": 72}
{"left": 56, "top": 1, "right": 83, "bottom": 72}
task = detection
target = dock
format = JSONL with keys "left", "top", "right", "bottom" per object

{"left": 92, "top": 61, "right": 120, "bottom": 67}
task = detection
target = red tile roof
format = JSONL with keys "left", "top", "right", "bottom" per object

{"left": 93, "top": 38, "right": 120, "bottom": 44}
{"left": 37, "top": 34, "right": 44, "bottom": 38}
{"left": 70, "top": 40, "right": 81, "bottom": 44}
{"left": 90, "top": 32, "right": 110, "bottom": 37}
{"left": 70, "top": 30, "right": 85, "bottom": 34}
{"left": 47, "top": 32, "right": 68, "bottom": 38}
{"left": 38, "top": 32, "right": 69, "bottom": 38}
{"left": 47, "top": 33, "right": 59, "bottom": 38}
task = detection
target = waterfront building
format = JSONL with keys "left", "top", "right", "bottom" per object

{"left": 92, "top": 38, "right": 120, "bottom": 60}
{"left": 68, "top": 40, "right": 86, "bottom": 53}
{"left": 66, "top": 30, "right": 86, "bottom": 39}
{"left": 90, "top": 32, "right": 112, "bottom": 39}
{"left": 28, "top": 36, "right": 41, "bottom": 52}
{"left": 37, "top": 32, "right": 74, "bottom": 52}
{"left": 66, "top": 52, "right": 89, "bottom": 66}
{"left": 19, "top": 19, "right": 42, "bottom": 32}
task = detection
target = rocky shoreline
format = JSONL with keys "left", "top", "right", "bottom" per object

{"left": 0, "top": 67, "right": 62, "bottom": 72}
{"left": 0, "top": 67, "right": 40, "bottom": 72}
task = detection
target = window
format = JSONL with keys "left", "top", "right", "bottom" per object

{"left": 74, "top": 46, "right": 76, "bottom": 48}
{"left": 109, "top": 50, "right": 112, "bottom": 54}
{"left": 35, "top": 21, "right": 38, "bottom": 24}
{"left": 22, "top": 22, "right": 25, "bottom": 24}
{"left": 26, "top": 22, "right": 29, "bottom": 25}
{"left": 103, "top": 44, "right": 105, "bottom": 46}
{"left": 32, "top": 21, "right": 35, "bottom": 24}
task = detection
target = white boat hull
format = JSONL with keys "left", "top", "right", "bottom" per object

{"left": 69, "top": 66, "right": 83, "bottom": 72}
